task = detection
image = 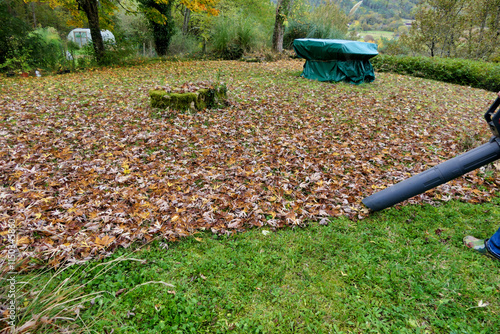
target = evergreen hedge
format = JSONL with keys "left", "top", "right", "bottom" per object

{"left": 372, "top": 55, "right": 500, "bottom": 92}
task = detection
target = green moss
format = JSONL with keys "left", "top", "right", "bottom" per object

{"left": 149, "top": 85, "right": 228, "bottom": 111}
{"left": 195, "top": 89, "right": 209, "bottom": 110}
{"left": 149, "top": 90, "right": 198, "bottom": 110}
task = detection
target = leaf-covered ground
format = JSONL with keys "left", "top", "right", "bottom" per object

{"left": 1, "top": 60, "right": 498, "bottom": 268}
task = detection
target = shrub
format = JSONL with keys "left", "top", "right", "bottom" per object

{"left": 0, "top": 2, "right": 30, "bottom": 66}
{"left": 306, "top": 22, "right": 346, "bottom": 41}
{"left": 283, "top": 21, "right": 312, "bottom": 50}
{"left": 236, "top": 19, "right": 257, "bottom": 52}
{"left": 283, "top": 22, "right": 346, "bottom": 50}
{"left": 210, "top": 16, "right": 260, "bottom": 60}
{"left": 1, "top": 26, "right": 69, "bottom": 73}
{"left": 168, "top": 31, "right": 201, "bottom": 56}
{"left": 78, "top": 36, "right": 138, "bottom": 68}
{"left": 372, "top": 55, "right": 500, "bottom": 92}
{"left": 363, "top": 34, "right": 375, "bottom": 43}
{"left": 306, "top": 0, "right": 348, "bottom": 41}
{"left": 26, "top": 27, "right": 66, "bottom": 71}
{"left": 0, "top": 54, "right": 31, "bottom": 73}
{"left": 210, "top": 17, "right": 235, "bottom": 59}
{"left": 283, "top": 17, "right": 347, "bottom": 51}
{"left": 101, "top": 39, "right": 138, "bottom": 66}
{"left": 377, "top": 37, "right": 412, "bottom": 56}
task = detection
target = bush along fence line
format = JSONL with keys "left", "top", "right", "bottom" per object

{"left": 372, "top": 55, "right": 500, "bottom": 93}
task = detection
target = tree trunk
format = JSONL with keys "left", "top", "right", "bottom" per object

{"left": 182, "top": 7, "right": 191, "bottom": 35}
{"left": 474, "top": 9, "right": 489, "bottom": 59}
{"left": 466, "top": 25, "right": 473, "bottom": 58}
{"left": 150, "top": 0, "right": 174, "bottom": 56}
{"left": 31, "top": 2, "right": 37, "bottom": 28}
{"left": 78, "top": 0, "right": 105, "bottom": 63}
{"left": 139, "top": 0, "right": 174, "bottom": 56}
{"left": 272, "top": 0, "right": 293, "bottom": 53}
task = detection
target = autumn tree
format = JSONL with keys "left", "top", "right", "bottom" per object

{"left": 406, "top": 0, "right": 500, "bottom": 60}
{"left": 77, "top": 0, "right": 108, "bottom": 62}
{"left": 138, "top": 0, "right": 174, "bottom": 56}
{"left": 21, "top": 0, "right": 116, "bottom": 64}
{"left": 460, "top": 0, "right": 500, "bottom": 60}
{"left": 182, "top": 5, "right": 191, "bottom": 34}
{"left": 140, "top": 0, "right": 218, "bottom": 56}
{"left": 408, "top": 0, "right": 467, "bottom": 57}
{"left": 309, "top": 0, "right": 349, "bottom": 39}
{"left": 0, "top": 0, "right": 78, "bottom": 66}
{"left": 0, "top": 1, "right": 30, "bottom": 64}
{"left": 25, "top": 0, "right": 218, "bottom": 63}
{"left": 272, "top": 0, "right": 294, "bottom": 53}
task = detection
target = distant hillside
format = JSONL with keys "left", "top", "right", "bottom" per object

{"left": 322, "top": 0, "right": 418, "bottom": 20}
{"left": 272, "top": 0, "right": 419, "bottom": 21}
{"left": 270, "top": 0, "right": 419, "bottom": 33}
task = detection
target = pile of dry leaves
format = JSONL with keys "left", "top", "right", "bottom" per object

{"left": 0, "top": 60, "right": 498, "bottom": 269}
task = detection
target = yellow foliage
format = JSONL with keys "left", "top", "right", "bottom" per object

{"left": 180, "top": 0, "right": 219, "bottom": 15}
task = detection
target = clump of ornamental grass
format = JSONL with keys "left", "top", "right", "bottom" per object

{"left": 0, "top": 250, "right": 173, "bottom": 333}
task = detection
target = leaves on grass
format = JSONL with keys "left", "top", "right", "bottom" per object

{"left": 477, "top": 300, "right": 489, "bottom": 308}
{"left": 0, "top": 60, "right": 498, "bottom": 268}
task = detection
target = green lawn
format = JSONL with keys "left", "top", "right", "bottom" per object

{"left": 1, "top": 59, "right": 499, "bottom": 333}
{"left": 360, "top": 30, "right": 396, "bottom": 40}
{"left": 6, "top": 200, "right": 500, "bottom": 333}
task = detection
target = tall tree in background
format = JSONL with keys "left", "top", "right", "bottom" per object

{"left": 25, "top": 0, "right": 218, "bottom": 62}
{"left": 24, "top": 0, "right": 118, "bottom": 64}
{"left": 408, "top": 0, "right": 467, "bottom": 58}
{"left": 407, "top": 0, "right": 499, "bottom": 60}
{"left": 76, "top": 0, "right": 107, "bottom": 62}
{"left": 2, "top": 0, "right": 75, "bottom": 32}
{"left": 410, "top": 2, "right": 441, "bottom": 57}
{"left": 140, "top": 0, "right": 219, "bottom": 56}
{"left": 308, "top": 0, "right": 349, "bottom": 39}
{"left": 139, "top": 0, "right": 174, "bottom": 56}
{"left": 272, "top": 0, "right": 293, "bottom": 52}
{"left": 182, "top": 6, "right": 191, "bottom": 34}
{"left": 461, "top": 0, "right": 500, "bottom": 60}
{"left": 0, "top": 1, "right": 31, "bottom": 64}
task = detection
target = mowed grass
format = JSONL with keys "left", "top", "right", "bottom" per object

{"left": 8, "top": 199, "right": 500, "bottom": 333}
{"left": 1, "top": 60, "right": 500, "bottom": 333}
{"left": 360, "top": 31, "right": 396, "bottom": 40}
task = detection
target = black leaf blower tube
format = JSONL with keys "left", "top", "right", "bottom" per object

{"left": 363, "top": 97, "right": 500, "bottom": 212}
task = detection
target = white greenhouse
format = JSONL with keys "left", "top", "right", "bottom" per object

{"left": 67, "top": 29, "right": 115, "bottom": 47}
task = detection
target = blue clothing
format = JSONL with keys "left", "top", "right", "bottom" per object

{"left": 486, "top": 227, "right": 500, "bottom": 260}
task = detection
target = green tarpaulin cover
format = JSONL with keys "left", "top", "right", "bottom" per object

{"left": 293, "top": 39, "right": 378, "bottom": 84}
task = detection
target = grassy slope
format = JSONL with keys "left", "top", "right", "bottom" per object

{"left": 360, "top": 30, "right": 396, "bottom": 40}
{"left": 1, "top": 60, "right": 500, "bottom": 333}
{"left": 1, "top": 59, "right": 498, "bottom": 267}
{"left": 10, "top": 199, "right": 500, "bottom": 333}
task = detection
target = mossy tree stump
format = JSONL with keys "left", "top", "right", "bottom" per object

{"left": 149, "top": 84, "right": 228, "bottom": 111}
